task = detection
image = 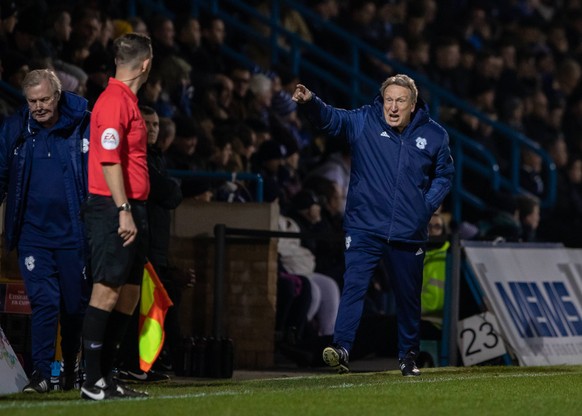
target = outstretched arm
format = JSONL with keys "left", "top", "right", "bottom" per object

{"left": 292, "top": 84, "right": 313, "bottom": 104}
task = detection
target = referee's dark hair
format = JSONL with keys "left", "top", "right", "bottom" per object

{"left": 113, "top": 32, "right": 152, "bottom": 68}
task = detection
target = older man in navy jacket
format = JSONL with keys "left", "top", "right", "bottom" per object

{"left": 293, "top": 74, "right": 454, "bottom": 376}
{"left": 0, "top": 69, "right": 91, "bottom": 391}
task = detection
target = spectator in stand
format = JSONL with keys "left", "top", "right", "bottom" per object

{"left": 461, "top": 3, "right": 496, "bottom": 52}
{"left": 499, "top": 95, "right": 525, "bottom": 133}
{"left": 407, "top": 37, "right": 431, "bottom": 75}
{"left": 149, "top": 15, "right": 178, "bottom": 61}
{"left": 478, "top": 193, "right": 521, "bottom": 242}
{"left": 246, "top": 117, "right": 272, "bottom": 159}
{"left": 472, "top": 48, "right": 504, "bottom": 93}
{"left": 164, "top": 116, "right": 210, "bottom": 199}
{"left": 37, "top": 7, "right": 73, "bottom": 61}
{"left": 302, "top": 0, "right": 343, "bottom": 105}
{"left": 303, "top": 176, "right": 344, "bottom": 231}
{"left": 369, "top": 34, "right": 410, "bottom": 86}
{"left": 112, "top": 18, "right": 133, "bottom": 39}
{"left": 229, "top": 65, "right": 253, "bottom": 121}
{"left": 248, "top": 1, "right": 312, "bottom": 68}
{"left": 304, "top": 136, "right": 351, "bottom": 214}
{"left": 545, "top": 134, "right": 569, "bottom": 173}
{"left": 0, "top": 0, "right": 17, "bottom": 52}
{"left": 5, "top": 6, "right": 44, "bottom": 60}
{"left": 369, "top": 0, "right": 403, "bottom": 49}
{"left": 547, "top": 22, "right": 570, "bottom": 62}
{"left": 192, "top": 74, "right": 234, "bottom": 124}
{"left": 275, "top": 64, "right": 301, "bottom": 97}
{"left": 174, "top": 15, "right": 201, "bottom": 65}
{"left": 251, "top": 139, "right": 289, "bottom": 208}
{"left": 400, "top": 0, "right": 437, "bottom": 43}
{"left": 82, "top": 49, "right": 114, "bottom": 109}
{"left": 539, "top": 155, "right": 582, "bottom": 247}
{"left": 271, "top": 90, "right": 310, "bottom": 151}
{"left": 336, "top": 0, "right": 378, "bottom": 81}
{"left": 279, "top": 138, "right": 303, "bottom": 203}
{"left": 1, "top": 50, "right": 30, "bottom": 90}
{"left": 137, "top": 70, "right": 175, "bottom": 118}
{"left": 230, "top": 121, "right": 258, "bottom": 173}
{"left": 523, "top": 89, "right": 557, "bottom": 146}
{"left": 563, "top": 90, "right": 582, "bottom": 151}
{"left": 156, "top": 54, "right": 194, "bottom": 118}
{"left": 306, "top": 0, "right": 340, "bottom": 53}
{"left": 165, "top": 117, "right": 203, "bottom": 172}
{"left": 127, "top": 16, "right": 148, "bottom": 36}
{"left": 336, "top": 0, "right": 377, "bottom": 49}
{"left": 207, "top": 124, "right": 238, "bottom": 172}
{"left": 302, "top": 176, "right": 345, "bottom": 284}
{"left": 157, "top": 117, "right": 176, "bottom": 153}
{"left": 96, "top": 14, "right": 114, "bottom": 55}
{"left": 246, "top": 72, "right": 274, "bottom": 128}
{"left": 191, "top": 14, "right": 227, "bottom": 88}
{"left": 427, "top": 36, "right": 472, "bottom": 122}
{"left": 516, "top": 193, "right": 541, "bottom": 242}
{"left": 62, "top": 7, "right": 102, "bottom": 68}
{"left": 261, "top": 1, "right": 313, "bottom": 47}
{"left": 519, "top": 148, "right": 545, "bottom": 199}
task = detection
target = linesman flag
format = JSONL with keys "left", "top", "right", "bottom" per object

{"left": 139, "top": 261, "right": 174, "bottom": 372}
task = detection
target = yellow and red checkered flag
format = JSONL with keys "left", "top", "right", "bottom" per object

{"left": 139, "top": 261, "right": 174, "bottom": 372}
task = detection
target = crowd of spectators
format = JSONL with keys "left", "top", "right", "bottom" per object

{"left": 4, "top": 0, "right": 582, "bottom": 366}
{"left": 0, "top": 0, "right": 579, "bottom": 243}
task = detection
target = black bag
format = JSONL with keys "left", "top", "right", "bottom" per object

{"left": 181, "top": 336, "right": 234, "bottom": 378}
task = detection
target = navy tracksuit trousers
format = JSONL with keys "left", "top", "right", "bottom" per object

{"left": 333, "top": 230, "right": 425, "bottom": 359}
{"left": 18, "top": 245, "right": 89, "bottom": 380}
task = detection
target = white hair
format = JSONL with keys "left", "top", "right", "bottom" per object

{"left": 249, "top": 73, "right": 272, "bottom": 97}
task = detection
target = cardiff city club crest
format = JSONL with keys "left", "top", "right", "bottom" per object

{"left": 24, "top": 256, "right": 35, "bottom": 271}
{"left": 415, "top": 137, "right": 427, "bottom": 149}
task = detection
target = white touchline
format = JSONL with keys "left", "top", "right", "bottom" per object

{"left": 1, "top": 370, "right": 581, "bottom": 411}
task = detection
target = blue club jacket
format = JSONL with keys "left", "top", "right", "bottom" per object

{"left": 0, "top": 91, "right": 90, "bottom": 250}
{"left": 304, "top": 94, "right": 454, "bottom": 243}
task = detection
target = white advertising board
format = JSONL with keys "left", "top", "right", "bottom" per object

{"left": 464, "top": 242, "right": 582, "bottom": 366}
{"left": 0, "top": 325, "right": 28, "bottom": 395}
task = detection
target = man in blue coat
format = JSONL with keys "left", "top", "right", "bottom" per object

{"left": 293, "top": 74, "right": 454, "bottom": 376}
{"left": 0, "top": 69, "right": 91, "bottom": 391}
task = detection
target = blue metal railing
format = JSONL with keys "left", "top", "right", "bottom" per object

{"left": 447, "top": 127, "right": 501, "bottom": 221}
{"left": 168, "top": 169, "right": 264, "bottom": 202}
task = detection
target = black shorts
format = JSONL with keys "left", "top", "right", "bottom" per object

{"left": 83, "top": 194, "right": 148, "bottom": 287}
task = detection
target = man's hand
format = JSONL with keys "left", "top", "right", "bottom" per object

{"left": 292, "top": 84, "right": 312, "bottom": 104}
{"left": 118, "top": 211, "right": 137, "bottom": 246}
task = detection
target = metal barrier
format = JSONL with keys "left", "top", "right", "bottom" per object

{"left": 167, "top": 169, "right": 264, "bottom": 202}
